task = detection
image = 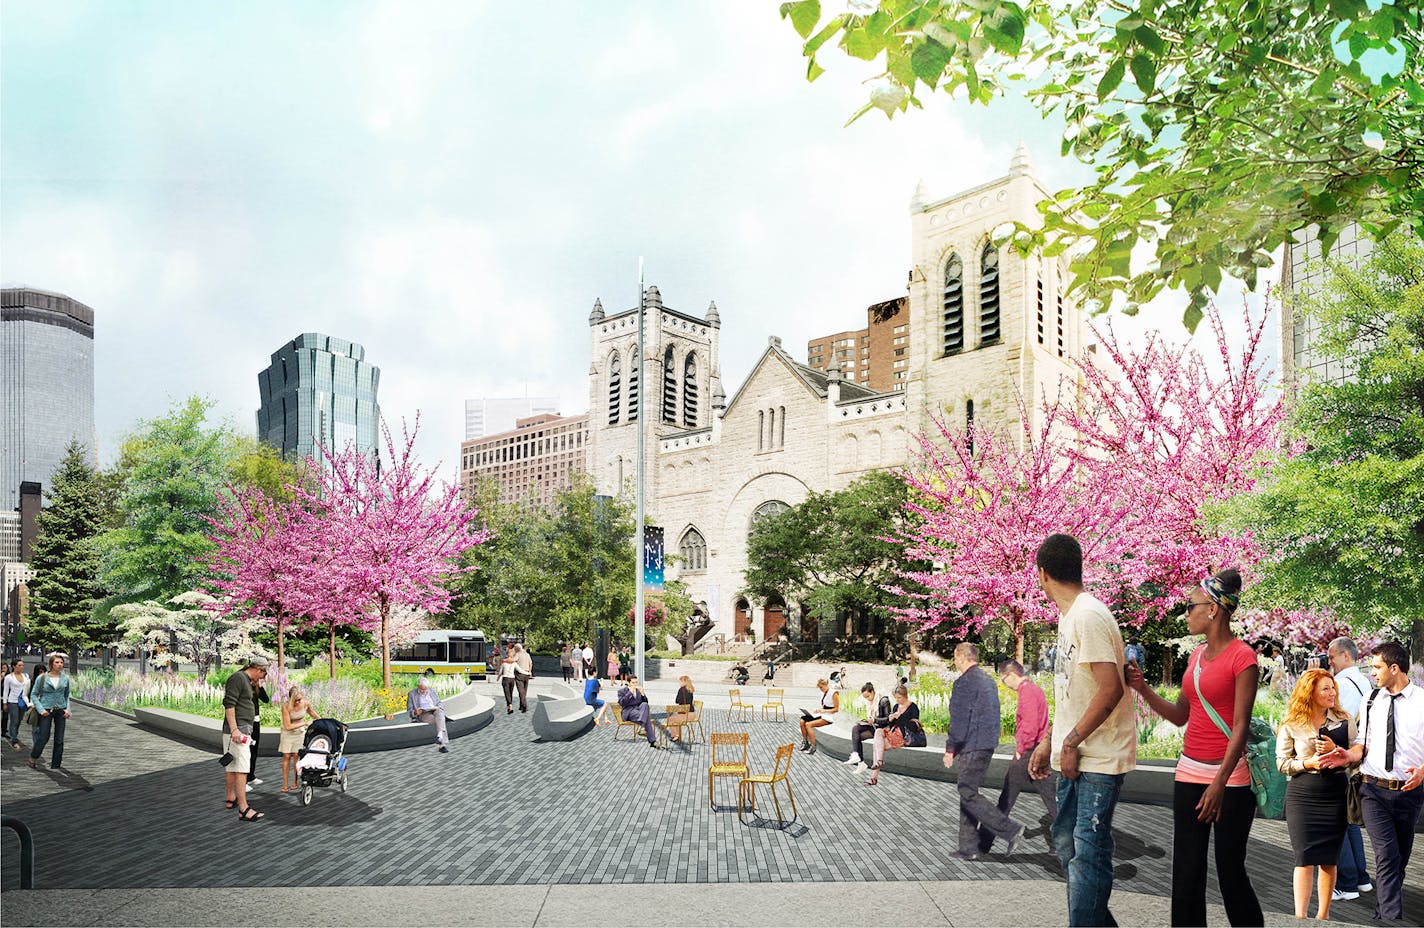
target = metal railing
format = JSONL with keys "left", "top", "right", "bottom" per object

{"left": 2, "top": 816, "right": 35, "bottom": 888}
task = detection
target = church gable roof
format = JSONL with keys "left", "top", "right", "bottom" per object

{"left": 723, "top": 337, "right": 881, "bottom": 415}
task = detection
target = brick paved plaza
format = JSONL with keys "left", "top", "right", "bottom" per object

{"left": 1, "top": 681, "right": 1419, "bottom": 926}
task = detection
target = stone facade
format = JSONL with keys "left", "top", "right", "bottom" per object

{"left": 585, "top": 147, "right": 1086, "bottom": 645}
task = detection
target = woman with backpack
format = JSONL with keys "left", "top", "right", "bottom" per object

{"left": 1127, "top": 568, "right": 1264, "bottom": 927}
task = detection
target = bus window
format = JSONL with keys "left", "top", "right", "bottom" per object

{"left": 414, "top": 642, "right": 448, "bottom": 662}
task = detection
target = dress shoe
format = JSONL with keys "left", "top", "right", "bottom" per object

{"left": 1004, "top": 823, "right": 1027, "bottom": 856}
{"left": 948, "top": 851, "right": 982, "bottom": 862}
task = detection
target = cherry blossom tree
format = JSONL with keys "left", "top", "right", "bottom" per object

{"left": 312, "top": 419, "right": 487, "bottom": 689}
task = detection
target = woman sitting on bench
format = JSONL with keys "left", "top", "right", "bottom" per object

{"left": 866, "top": 684, "right": 926, "bottom": 786}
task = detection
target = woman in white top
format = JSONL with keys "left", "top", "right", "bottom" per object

{"left": 279, "top": 685, "right": 320, "bottom": 792}
{"left": 4, "top": 658, "right": 30, "bottom": 749}
{"left": 798, "top": 678, "right": 838, "bottom": 755}
{"left": 500, "top": 651, "right": 519, "bottom": 714}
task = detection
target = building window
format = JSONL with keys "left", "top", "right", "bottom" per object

{"left": 679, "top": 526, "right": 707, "bottom": 572}
{"left": 1037, "top": 276, "right": 1045, "bottom": 346}
{"left": 662, "top": 345, "right": 677, "bottom": 424}
{"left": 1056, "top": 290, "right": 1065, "bottom": 357}
{"left": 758, "top": 410, "right": 765, "bottom": 451}
{"left": 683, "top": 353, "right": 698, "bottom": 427}
{"left": 894, "top": 324, "right": 908, "bottom": 334}
{"left": 943, "top": 253, "right": 964, "bottom": 355}
{"left": 778, "top": 406, "right": 786, "bottom": 447}
{"left": 628, "top": 350, "right": 639, "bottom": 420}
{"left": 749, "top": 500, "right": 791, "bottom": 538}
{"left": 980, "top": 244, "right": 1001, "bottom": 345}
{"left": 607, "top": 352, "right": 621, "bottom": 425}
{"left": 966, "top": 398, "right": 975, "bottom": 456}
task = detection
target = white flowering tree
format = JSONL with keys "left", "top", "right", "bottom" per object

{"left": 113, "top": 590, "right": 270, "bottom": 678}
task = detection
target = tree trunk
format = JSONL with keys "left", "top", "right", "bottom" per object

{"left": 1162, "top": 649, "right": 1174, "bottom": 687}
{"left": 1412, "top": 619, "right": 1424, "bottom": 667}
{"left": 276, "top": 615, "right": 286, "bottom": 680}
{"left": 908, "top": 627, "right": 919, "bottom": 681}
{"left": 329, "top": 623, "right": 337, "bottom": 680}
{"left": 380, "top": 592, "right": 391, "bottom": 691}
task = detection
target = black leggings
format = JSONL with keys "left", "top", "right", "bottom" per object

{"left": 850, "top": 723, "right": 875, "bottom": 761}
{"left": 1172, "top": 781, "right": 1264, "bottom": 927}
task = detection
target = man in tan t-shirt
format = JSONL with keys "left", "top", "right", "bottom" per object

{"left": 1028, "top": 533, "right": 1135, "bottom": 927}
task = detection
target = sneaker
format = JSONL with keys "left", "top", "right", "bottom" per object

{"left": 250, "top": 778, "right": 264, "bottom": 786}
{"left": 1004, "top": 822, "right": 1027, "bottom": 856}
{"left": 840, "top": 756, "right": 859, "bottom": 767}
{"left": 245, "top": 783, "right": 253, "bottom": 792}
{"left": 1358, "top": 882, "right": 1373, "bottom": 893}
{"left": 855, "top": 761, "right": 868, "bottom": 774}
{"left": 1331, "top": 889, "right": 1360, "bottom": 902}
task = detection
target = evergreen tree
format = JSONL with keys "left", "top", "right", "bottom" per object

{"left": 27, "top": 442, "right": 109, "bottom": 655}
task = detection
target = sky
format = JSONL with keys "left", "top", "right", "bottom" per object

{"left": 1, "top": 0, "right": 1279, "bottom": 480}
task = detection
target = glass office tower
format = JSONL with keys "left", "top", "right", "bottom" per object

{"left": 256, "top": 333, "right": 381, "bottom": 465}
{"left": 1, "top": 288, "right": 97, "bottom": 511}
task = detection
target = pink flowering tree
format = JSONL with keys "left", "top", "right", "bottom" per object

{"left": 1235, "top": 607, "right": 1375, "bottom": 653}
{"left": 311, "top": 418, "right": 488, "bottom": 690}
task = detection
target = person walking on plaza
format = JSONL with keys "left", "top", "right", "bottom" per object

{"left": 407, "top": 676, "right": 450, "bottom": 752}
{"left": 500, "top": 646, "right": 518, "bottom": 714}
{"left": 247, "top": 672, "right": 271, "bottom": 788}
{"left": 4, "top": 658, "right": 30, "bottom": 750}
{"left": 581, "top": 642, "right": 594, "bottom": 680}
{"left": 279, "top": 684, "right": 321, "bottom": 790}
{"left": 26, "top": 653, "right": 71, "bottom": 770}
{"left": 222, "top": 658, "right": 267, "bottom": 821}
{"left": 513, "top": 643, "right": 533, "bottom": 713}
{"left": 559, "top": 645, "right": 574, "bottom": 684}
{"left": 944, "top": 643, "right": 1024, "bottom": 857}
{"left": 1326, "top": 636, "right": 1374, "bottom": 902}
{"left": 842, "top": 682, "right": 890, "bottom": 772}
{"left": 1320, "top": 641, "right": 1424, "bottom": 924}
{"left": 866, "top": 684, "right": 925, "bottom": 785}
{"left": 989, "top": 660, "right": 1056, "bottom": 834}
{"left": 1276, "top": 668, "right": 1353, "bottom": 921}
{"left": 798, "top": 678, "right": 839, "bottom": 754}
{"left": 617, "top": 675, "right": 658, "bottom": 748}
{"left": 1028, "top": 534, "right": 1136, "bottom": 928}
{"left": 1127, "top": 567, "right": 1263, "bottom": 927}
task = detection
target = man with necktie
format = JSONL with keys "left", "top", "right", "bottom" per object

{"left": 1320, "top": 641, "right": 1423, "bottom": 923}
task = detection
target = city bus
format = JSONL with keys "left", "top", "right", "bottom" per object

{"left": 389, "top": 630, "right": 488, "bottom": 680}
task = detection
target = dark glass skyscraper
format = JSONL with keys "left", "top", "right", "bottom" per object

{"left": 256, "top": 333, "right": 380, "bottom": 465}
{"left": 1, "top": 288, "right": 97, "bottom": 511}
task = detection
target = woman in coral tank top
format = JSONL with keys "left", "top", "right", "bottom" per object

{"left": 1128, "top": 568, "right": 1263, "bottom": 927}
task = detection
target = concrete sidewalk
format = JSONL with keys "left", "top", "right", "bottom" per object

{"left": 0, "top": 880, "right": 1354, "bottom": 927}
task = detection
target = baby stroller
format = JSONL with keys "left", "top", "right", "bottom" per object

{"left": 295, "top": 717, "right": 349, "bottom": 806}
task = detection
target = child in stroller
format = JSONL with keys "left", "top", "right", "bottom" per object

{"left": 294, "top": 717, "right": 349, "bottom": 806}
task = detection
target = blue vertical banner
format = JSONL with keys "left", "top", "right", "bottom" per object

{"left": 642, "top": 526, "right": 665, "bottom": 592}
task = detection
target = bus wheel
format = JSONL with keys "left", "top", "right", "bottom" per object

{"left": 424, "top": 668, "right": 436, "bottom": 677}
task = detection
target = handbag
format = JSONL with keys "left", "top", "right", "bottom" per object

{"left": 904, "top": 718, "right": 928, "bottom": 748}
{"left": 884, "top": 727, "right": 906, "bottom": 750}
{"left": 1192, "top": 646, "right": 1287, "bottom": 820}
{"left": 23, "top": 706, "right": 40, "bottom": 726}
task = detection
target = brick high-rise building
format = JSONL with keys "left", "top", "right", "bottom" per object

{"left": 460, "top": 412, "right": 589, "bottom": 509}
{"left": 805, "top": 296, "right": 910, "bottom": 392}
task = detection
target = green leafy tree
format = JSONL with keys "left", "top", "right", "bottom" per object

{"left": 779, "top": 0, "right": 1422, "bottom": 329}
{"left": 100, "top": 396, "right": 241, "bottom": 602}
{"left": 227, "top": 437, "right": 311, "bottom": 504}
{"left": 26, "top": 442, "right": 109, "bottom": 656}
{"left": 1219, "top": 232, "right": 1424, "bottom": 634}
{"left": 452, "top": 477, "right": 636, "bottom": 652}
{"left": 744, "top": 470, "right": 924, "bottom": 664}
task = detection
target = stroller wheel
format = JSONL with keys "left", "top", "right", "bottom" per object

{"left": 339, "top": 773, "right": 348, "bottom": 793}
{"left": 301, "top": 785, "right": 313, "bottom": 806}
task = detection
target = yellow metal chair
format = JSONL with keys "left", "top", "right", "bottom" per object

{"left": 728, "top": 688, "right": 753, "bottom": 722}
{"left": 738, "top": 742, "right": 798, "bottom": 826}
{"left": 761, "top": 688, "right": 786, "bottom": 722}
{"left": 688, "top": 699, "right": 706, "bottom": 743}
{"left": 708, "top": 731, "right": 749, "bottom": 809}
{"left": 610, "top": 703, "right": 642, "bottom": 742}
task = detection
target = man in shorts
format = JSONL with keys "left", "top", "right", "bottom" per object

{"left": 223, "top": 657, "right": 268, "bottom": 821}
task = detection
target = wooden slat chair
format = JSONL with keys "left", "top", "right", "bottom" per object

{"left": 708, "top": 732, "right": 749, "bottom": 810}
{"left": 761, "top": 688, "right": 786, "bottom": 722}
{"left": 610, "top": 703, "right": 643, "bottom": 742}
{"left": 728, "top": 688, "right": 753, "bottom": 723}
{"left": 738, "top": 742, "right": 798, "bottom": 827}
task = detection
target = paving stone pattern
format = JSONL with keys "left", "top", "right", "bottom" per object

{"left": 0, "top": 688, "right": 1416, "bottom": 927}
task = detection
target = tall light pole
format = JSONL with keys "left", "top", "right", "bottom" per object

{"left": 634, "top": 257, "right": 646, "bottom": 681}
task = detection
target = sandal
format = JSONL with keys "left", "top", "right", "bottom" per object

{"left": 224, "top": 799, "right": 237, "bottom": 809}
{"left": 25, "top": 757, "right": 37, "bottom": 769}
{"left": 280, "top": 786, "right": 291, "bottom": 793}
{"left": 236, "top": 807, "right": 265, "bottom": 821}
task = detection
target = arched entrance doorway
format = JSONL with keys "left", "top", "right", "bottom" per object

{"left": 734, "top": 598, "right": 751, "bottom": 641}
{"left": 764, "top": 594, "right": 787, "bottom": 642}
{"left": 800, "top": 603, "right": 817, "bottom": 642}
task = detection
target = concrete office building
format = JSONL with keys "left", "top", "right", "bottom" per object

{"left": 464, "top": 396, "right": 559, "bottom": 441}
{"left": 460, "top": 412, "right": 589, "bottom": 509}
{"left": 1, "top": 288, "right": 98, "bottom": 510}
{"left": 257, "top": 333, "right": 381, "bottom": 464}
{"left": 1279, "top": 222, "right": 1374, "bottom": 391}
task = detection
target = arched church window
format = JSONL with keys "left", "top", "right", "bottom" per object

{"left": 980, "top": 244, "right": 1001, "bottom": 345}
{"left": 683, "top": 353, "right": 698, "bottom": 428}
{"left": 607, "top": 352, "right": 621, "bottom": 425}
{"left": 943, "top": 253, "right": 964, "bottom": 355}
{"left": 749, "top": 500, "right": 790, "bottom": 539}
{"left": 662, "top": 345, "right": 677, "bottom": 424}
{"left": 627, "top": 348, "right": 640, "bottom": 421}
{"left": 679, "top": 526, "right": 707, "bottom": 572}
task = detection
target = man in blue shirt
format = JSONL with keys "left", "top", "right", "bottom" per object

{"left": 945, "top": 642, "right": 1026, "bottom": 860}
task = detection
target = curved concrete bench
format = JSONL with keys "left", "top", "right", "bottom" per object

{"left": 131, "top": 686, "right": 495, "bottom": 754}
{"left": 813, "top": 721, "right": 1177, "bottom": 806}
{"left": 531, "top": 695, "right": 595, "bottom": 741}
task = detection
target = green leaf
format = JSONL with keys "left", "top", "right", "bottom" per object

{"left": 911, "top": 38, "right": 953, "bottom": 85}
{"left": 780, "top": 0, "right": 822, "bottom": 40}
{"left": 1097, "top": 59, "right": 1125, "bottom": 100}
{"left": 1134, "top": 25, "right": 1166, "bottom": 55}
{"left": 1130, "top": 54, "right": 1157, "bottom": 93}
{"left": 1182, "top": 301, "right": 1204, "bottom": 333}
{"left": 843, "top": 26, "right": 885, "bottom": 61}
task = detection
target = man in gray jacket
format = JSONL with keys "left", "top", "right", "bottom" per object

{"left": 407, "top": 678, "right": 449, "bottom": 753}
{"left": 945, "top": 642, "right": 1025, "bottom": 860}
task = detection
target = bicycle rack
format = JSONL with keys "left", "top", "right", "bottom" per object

{"left": 2, "top": 816, "right": 35, "bottom": 888}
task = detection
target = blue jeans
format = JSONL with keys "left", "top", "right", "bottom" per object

{"left": 30, "top": 710, "right": 66, "bottom": 767}
{"left": 6, "top": 702, "right": 22, "bottom": 745}
{"left": 1335, "top": 823, "right": 1370, "bottom": 892}
{"left": 1053, "top": 772, "right": 1124, "bottom": 927}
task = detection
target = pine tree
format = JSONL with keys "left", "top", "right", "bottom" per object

{"left": 27, "top": 442, "right": 110, "bottom": 656}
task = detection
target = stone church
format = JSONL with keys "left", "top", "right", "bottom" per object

{"left": 585, "top": 145, "right": 1086, "bottom": 647}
